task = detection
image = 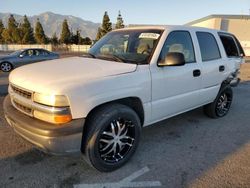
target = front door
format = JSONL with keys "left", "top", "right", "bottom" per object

{"left": 17, "top": 49, "right": 34, "bottom": 66}
{"left": 150, "top": 31, "right": 202, "bottom": 122}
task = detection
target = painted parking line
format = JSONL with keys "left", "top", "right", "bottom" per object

{"left": 74, "top": 166, "right": 162, "bottom": 188}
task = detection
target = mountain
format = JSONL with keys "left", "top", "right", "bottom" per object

{"left": 0, "top": 12, "right": 100, "bottom": 39}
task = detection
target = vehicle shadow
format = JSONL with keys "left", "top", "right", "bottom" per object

{"left": 0, "top": 72, "right": 9, "bottom": 97}
{"left": 0, "top": 84, "right": 8, "bottom": 97}
{"left": 0, "top": 81, "right": 249, "bottom": 188}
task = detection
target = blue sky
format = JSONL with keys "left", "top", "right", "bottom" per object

{"left": 0, "top": 0, "right": 250, "bottom": 24}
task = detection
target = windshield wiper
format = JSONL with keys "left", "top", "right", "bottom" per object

{"left": 96, "top": 54, "right": 126, "bottom": 63}
{"left": 82, "top": 52, "right": 96, "bottom": 58}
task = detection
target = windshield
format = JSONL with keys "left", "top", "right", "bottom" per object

{"left": 9, "top": 50, "right": 23, "bottom": 56}
{"left": 89, "top": 29, "right": 163, "bottom": 64}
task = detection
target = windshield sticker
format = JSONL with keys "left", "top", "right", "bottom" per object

{"left": 139, "top": 33, "right": 160, "bottom": 39}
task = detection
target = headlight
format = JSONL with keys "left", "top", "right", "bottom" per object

{"left": 33, "top": 93, "right": 72, "bottom": 124}
{"left": 33, "top": 93, "right": 69, "bottom": 107}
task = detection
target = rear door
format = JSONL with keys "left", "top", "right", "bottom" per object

{"left": 196, "top": 32, "right": 224, "bottom": 104}
{"left": 38, "top": 49, "right": 50, "bottom": 61}
{"left": 32, "top": 49, "right": 45, "bottom": 62}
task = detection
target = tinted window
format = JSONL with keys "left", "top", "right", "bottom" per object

{"left": 33, "top": 50, "right": 41, "bottom": 56}
{"left": 219, "top": 34, "right": 239, "bottom": 57}
{"left": 159, "top": 31, "right": 195, "bottom": 63}
{"left": 20, "top": 50, "right": 33, "bottom": 56}
{"left": 39, "top": 49, "right": 49, "bottom": 55}
{"left": 197, "top": 32, "right": 221, "bottom": 61}
{"left": 24, "top": 49, "right": 34, "bottom": 56}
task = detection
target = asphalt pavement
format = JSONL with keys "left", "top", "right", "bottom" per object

{"left": 0, "top": 63, "right": 250, "bottom": 188}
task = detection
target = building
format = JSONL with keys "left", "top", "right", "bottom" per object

{"left": 187, "top": 15, "right": 250, "bottom": 56}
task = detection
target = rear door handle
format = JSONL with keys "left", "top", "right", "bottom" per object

{"left": 193, "top": 69, "right": 201, "bottom": 77}
{"left": 219, "top": 65, "right": 225, "bottom": 72}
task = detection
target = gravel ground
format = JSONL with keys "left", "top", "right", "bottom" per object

{"left": 0, "top": 62, "right": 249, "bottom": 188}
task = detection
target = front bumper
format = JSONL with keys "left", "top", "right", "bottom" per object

{"left": 4, "top": 95, "right": 85, "bottom": 155}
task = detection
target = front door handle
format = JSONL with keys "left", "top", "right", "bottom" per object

{"left": 193, "top": 69, "right": 201, "bottom": 77}
{"left": 219, "top": 65, "right": 225, "bottom": 72}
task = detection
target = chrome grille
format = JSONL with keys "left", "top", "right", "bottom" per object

{"left": 13, "top": 100, "right": 33, "bottom": 115}
{"left": 11, "top": 85, "right": 32, "bottom": 99}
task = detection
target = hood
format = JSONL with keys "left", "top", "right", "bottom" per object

{"left": 0, "top": 54, "right": 15, "bottom": 60}
{"left": 9, "top": 57, "right": 137, "bottom": 94}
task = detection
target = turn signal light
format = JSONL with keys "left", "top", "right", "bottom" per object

{"left": 34, "top": 110, "right": 72, "bottom": 124}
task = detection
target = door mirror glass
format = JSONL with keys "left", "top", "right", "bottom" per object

{"left": 19, "top": 54, "right": 24, "bottom": 58}
{"left": 158, "top": 52, "right": 185, "bottom": 66}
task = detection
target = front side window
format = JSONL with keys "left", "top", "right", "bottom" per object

{"left": 89, "top": 29, "right": 163, "bottom": 64}
{"left": 196, "top": 32, "right": 221, "bottom": 61}
{"left": 159, "top": 31, "right": 195, "bottom": 63}
{"left": 20, "top": 50, "right": 33, "bottom": 57}
{"left": 26, "top": 50, "right": 34, "bottom": 56}
{"left": 219, "top": 34, "right": 239, "bottom": 57}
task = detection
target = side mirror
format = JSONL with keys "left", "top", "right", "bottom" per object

{"left": 19, "top": 54, "right": 24, "bottom": 58}
{"left": 158, "top": 52, "right": 185, "bottom": 67}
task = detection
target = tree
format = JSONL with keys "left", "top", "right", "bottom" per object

{"left": 20, "top": 15, "right": 35, "bottom": 44}
{"left": 5, "top": 15, "right": 21, "bottom": 43}
{"left": 115, "top": 11, "right": 125, "bottom": 29}
{"left": 81, "top": 37, "right": 92, "bottom": 45}
{"left": 102, "top": 11, "right": 112, "bottom": 34}
{"left": 70, "top": 29, "right": 81, "bottom": 44}
{"left": 0, "top": 19, "right": 5, "bottom": 43}
{"left": 51, "top": 32, "right": 59, "bottom": 45}
{"left": 95, "top": 11, "right": 112, "bottom": 41}
{"left": 34, "top": 18, "right": 47, "bottom": 44}
{"left": 95, "top": 27, "right": 102, "bottom": 41}
{"left": 60, "top": 19, "right": 71, "bottom": 44}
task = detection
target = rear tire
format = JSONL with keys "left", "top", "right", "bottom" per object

{"left": 83, "top": 103, "right": 141, "bottom": 172}
{"left": 204, "top": 85, "right": 233, "bottom": 118}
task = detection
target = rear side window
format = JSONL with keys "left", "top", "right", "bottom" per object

{"left": 234, "top": 36, "right": 245, "bottom": 56}
{"left": 219, "top": 34, "right": 239, "bottom": 57}
{"left": 159, "top": 31, "right": 195, "bottom": 63}
{"left": 196, "top": 32, "right": 221, "bottom": 61}
{"left": 39, "top": 49, "right": 49, "bottom": 55}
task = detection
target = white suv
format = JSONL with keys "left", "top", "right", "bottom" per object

{"left": 4, "top": 26, "right": 244, "bottom": 171}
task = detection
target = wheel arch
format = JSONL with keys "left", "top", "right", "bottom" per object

{"left": 221, "top": 78, "right": 233, "bottom": 90}
{"left": 80, "top": 97, "right": 144, "bottom": 153}
{"left": 86, "top": 97, "right": 144, "bottom": 126}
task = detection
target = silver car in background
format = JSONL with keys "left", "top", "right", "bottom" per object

{"left": 0, "top": 48, "right": 59, "bottom": 72}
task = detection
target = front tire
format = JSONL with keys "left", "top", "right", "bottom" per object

{"left": 204, "top": 85, "right": 233, "bottom": 118}
{"left": 0, "top": 62, "right": 13, "bottom": 72}
{"left": 83, "top": 104, "right": 141, "bottom": 172}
